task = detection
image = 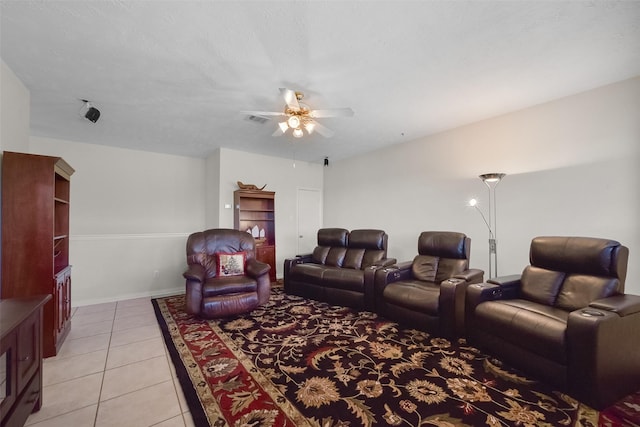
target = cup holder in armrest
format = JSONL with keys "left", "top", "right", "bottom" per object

{"left": 580, "top": 309, "right": 605, "bottom": 317}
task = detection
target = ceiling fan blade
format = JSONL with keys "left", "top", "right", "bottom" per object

{"left": 310, "top": 120, "right": 335, "bottom": 138}
{"left": 241, "top": 110, "right": 285, "bottom": 118}
{"left": 309, "top": 107, "right": 355, "bottom": 118}
{"left": 280, "top": 88, "right": 300, "bottom": 111}
{"left": 272, "top": 126, "right": 286, "bottom": 137}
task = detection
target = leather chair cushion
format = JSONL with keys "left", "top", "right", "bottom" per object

{"left": 290, "top": 264, "right": 327, "bottom": 285}
{"left": 520, "top": 266, "right": 565, "bottom": 305}
{"left": 349, "top": 229, "right": 386, "bottom": 250}
{"left": 530, "top": 236, "right": 623, "bottom": 278}
{"left": 317, "top": 228, "right": 349, "bottom": 247}
{"left": 202, "top": 276, "right": 257, "bottom": 298}
{"left": 322, "top": 267, "right": 365, "bottom": 292}
{"left": 412, "top": 255, "right": 439, "bottom": 282}
{"left": 362, "top": 250, "right": 385, "bottom": 268}
{"left": 383, "top": 280, "right": 440, "bottom": 315}
{"left": 311, "top": 246, "right": 347, "bottom": 267}
{"left": 326, "top": 247, "right": 347, "bottom": 267}
{"left": 475, "top": 299, "right": 569, "bottom": 363}
{"left": 344, "top": 248, "right": 365, "bottom": 269}
{"left": 418, "top": 231, "right": 468, "bottom": 259}
{"left": 555, "top": 274, "right": 620, "bottom": 311}
{"left": 312, "top": 246, "right": 330, "bottom": 264}
{"left": 435, "top": 258, "right": 468, "bottom": 283}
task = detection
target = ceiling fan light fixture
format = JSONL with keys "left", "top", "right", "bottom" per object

{"left": 292, "top": 128, "right": 304, "bottom": 138}
{"left": 278, "top": 122, "right": 289, "bottom": 133}
{"left": 287, "top": 115, "right": 301, "bottom": 129}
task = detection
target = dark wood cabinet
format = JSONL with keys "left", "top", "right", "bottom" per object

{"left": 0, "top": 295, "right": 51, "bottom": 427}
{"left": 234, "top": 190, "right": 276, "bottom": 282}
{"left": 1, "top": 151, "right": 74, "bottom": 357}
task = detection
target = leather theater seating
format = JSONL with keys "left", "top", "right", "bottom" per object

{"left": 375, "top": 231, "right": 484, "bottom": 336}
{"left": 283, "top": 228, "right": 396, "bottom": 311}
{"left": 465, "top": 236, "right": 640, "bottom": 409}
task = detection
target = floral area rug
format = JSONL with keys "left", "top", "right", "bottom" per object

{"left": 152, "top": 288, "right": 604, "bottom": 427}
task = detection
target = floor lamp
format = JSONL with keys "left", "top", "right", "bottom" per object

{"left": 470, "top": 173, "right": 506, "bottom": 279}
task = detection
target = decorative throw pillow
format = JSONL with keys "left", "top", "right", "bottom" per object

{"left": 217, "top": 252, "right": 246, "bottom": 277}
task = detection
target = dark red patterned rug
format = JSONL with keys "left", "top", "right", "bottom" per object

{"left": 152, "top": 288, "right": 631, "bottom": 427}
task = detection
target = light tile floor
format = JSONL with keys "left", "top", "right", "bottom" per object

{"left": 26, "top": 297, "right": 196, "bottom": 427}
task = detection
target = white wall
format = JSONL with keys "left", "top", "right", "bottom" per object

{"left": 30, "top": 137, "right": 207, "bottom": 305}
{"left": 0, "top": 59, "right": 30, "bottom": 152}
{"left": 217, "top": 147, "right": 324, "bottom": 277}
{"left": 324, "top": 76, "right": 640, "bottom": 294}
{"left": 205, "top": 149, "right": 221, "bottom": 228}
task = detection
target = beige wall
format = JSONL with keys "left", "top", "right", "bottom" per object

{"left": 324, "top": 76, "right": 640, "bottom": 293}
{"left": 0, "top": 59, "right": 30, "bottom": 152}
{"left": 30, "top": 137, "right": 207, "bottom": 305}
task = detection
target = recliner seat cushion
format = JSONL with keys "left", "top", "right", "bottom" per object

{"left": 475, "top": 299, "right": 569, "bottom": 363}
{"left": 383, "top": 280, "right": 440, "bottom": 315}
{"left": 290, "top": 264, "right": 328, "bottom": 285}
{"left": 322, "top": 267, "right": 365, "bottom": 292}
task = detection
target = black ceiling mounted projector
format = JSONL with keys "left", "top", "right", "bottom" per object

{"left": 81, "top": 100, "right": 100, "bottom": 123}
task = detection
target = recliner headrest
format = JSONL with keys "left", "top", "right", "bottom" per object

{"left": 186, "top": 228, "right": 255, "bottom": 260}
{"left": 529, "top": 236, "right": 628, "bottom": 284}
{"left": 418, "top": 231, "right": 469, "bottom": 259}
{"left": 348, "top": 229, "right": 387, "bottom": 250}
{"left": 317, "top": 228, "right": 349, "bottom": 247}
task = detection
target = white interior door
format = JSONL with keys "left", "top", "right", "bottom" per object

{"left": 297, "top": 188, "right": 322, "bottom": 255}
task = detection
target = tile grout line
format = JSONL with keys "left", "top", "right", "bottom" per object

{"left": 92, "top": 301, "right": 117, "bottom": 427}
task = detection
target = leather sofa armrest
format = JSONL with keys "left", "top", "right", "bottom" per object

{"left": 372, "top": 258, "right": 397, "bottom": 268}
{"left": 486, "top": 274, "right": 522, "bottom": 287}
{"left": 466, "top": 283, "right": 503, "bottom": 310}
{"left": 589, "top": 294, "right": 640, "bottom": 317}
{"left": 183, "top": 264, "right": 205, "bottom": 283}
{"left": 373, "top": 261, "right": 413, "bottom": 310}
{"left": 385, "top": 260, "right": 413, "bottom": 281}
{"left": 453, "top": 268, "right": 484, "bottom": 284}
{"left": 567, "top": 294, "right": 640, "bottom": 408}
{"left": 440, "top": 277, "right": 470, "bottom": 336}
{"left": 246, "top": 258, "right": 270, "bottom": 278}
{"left": 296, "top": 253, "right": 313, "bottom": 262}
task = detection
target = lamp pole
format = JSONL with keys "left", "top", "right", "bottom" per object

{"left": 479, "top": 173, "right": 505, "bottom": 279}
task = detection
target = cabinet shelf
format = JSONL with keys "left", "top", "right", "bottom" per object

{"left": 54, "top": 197, "right": 69, "bottom": 204}
{"left": 234, "top": 189, "right": 276, "bottom": 282}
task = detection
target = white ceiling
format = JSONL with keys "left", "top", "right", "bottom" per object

{"left": 2, "top": 1, "right": 640, "bottom": 164}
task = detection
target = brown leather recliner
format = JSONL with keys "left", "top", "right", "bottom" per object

{"left": 375, "top": 231, "right": 484, "bottom": 337}
{"left": 466, "top": 236, "right": 640, "bottom": 409}
{"left": 283, "top": 228, "right": 396, "bottom": 311}
{"left": 183, "top": 228, "right": 271, "bottom": 319}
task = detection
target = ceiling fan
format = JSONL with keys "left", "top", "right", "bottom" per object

{"left": 242, "top": 88, "right": 354, "bottom": 138}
